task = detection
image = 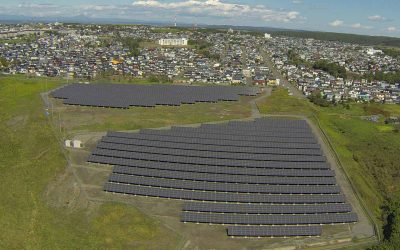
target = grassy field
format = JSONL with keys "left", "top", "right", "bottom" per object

{"left": 2, "top": 74, "right": 397, "bottom": 248}
{"left": 257, "top": 87, "right": 400, "bottom": 231}
{"left": 257, "top": 87, "right": 317, "bottom": 116}
{"left": 0, "top": 75, "right": 180, "bottom": 249}
{"left": 54, "top": 97, "right": 252, "bottom": 133}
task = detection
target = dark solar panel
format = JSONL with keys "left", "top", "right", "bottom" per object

{"left": 227, "top": 226, "right": 322, "bottom": 237}
{"left": 103, "top": 182, "right": 345, "bottom": 203}
{"left": 109, "top": 173, "right": 340, "bottom": 194}
{"left": 98, "top": 138, "right": 323, "bottom": 156}
{"left": 106, "top": 131, "right": 322, "bottom": 149}
{"left": 93, "top": 144, "right": 326, "bottom": 162}
{"left": 89, "top": 118, "right": 357, "bottom": 237}
{"left": 181, "top": 211, "right": 358, "bottom": 225}
{"left": 88, "top": 154, "right": 330, "bottom": 169}
{"left": 111, "top": 165, "right": 337, "bottom": 185}
{"left": 51, "top": 83, "right": 260, "bottom": 108}
{"left": 182, "top": 202, "right": 352, "bottom": 214}
{"left": 93, "top": 157, "right": 333, "bottom": 177}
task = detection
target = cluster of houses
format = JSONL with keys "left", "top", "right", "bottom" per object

{"left": 1, "top": 23, "right": 399, "bottom": 103}
{"left": 0, "top": 23, "right": 274, "bottom": 85}
{"left": 265, "top": 37, "right": 400, "bottom": 103}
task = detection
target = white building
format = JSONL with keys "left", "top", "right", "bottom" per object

{"left": 264, "top": 33, "right": 272, "bottom": 39}
{"left": 366, "top": 48, "right": 383, "bottom": 55}
{"left": 158, "top": 38, "right": 188, "bottom": 46}
{"left": 65, "top": 139, "right": 83, "bottom": 148}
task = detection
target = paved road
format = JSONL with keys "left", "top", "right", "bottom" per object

{"left": 263, "top": 52, "right": 305, "bottom": 99}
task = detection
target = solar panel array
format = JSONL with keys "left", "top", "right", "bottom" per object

{"left": 51, "top": 83, "right": 260, "bottom": 108}
{"left": 227, "top": 226, "right": 322, "bottom": 237}
{"left": 88, "top": 118, "right": 357, "bottom": 237}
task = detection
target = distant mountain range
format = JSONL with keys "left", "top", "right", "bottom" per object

{"left": 0, "top": 14, "right": 168, "bottom": 25}
{"left": 2, "top": 14, "right": 400, "bottom": 48}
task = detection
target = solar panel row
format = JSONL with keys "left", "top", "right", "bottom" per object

{"left": 88, "top": 154, "right": 330, "bottom": 170}
{"left": 89, "top": 152, "right": 329, "bottom": 169}
{"left": 138, "top": 129, "right": 317, "bottom": 144}
{"left": 89, "top": 156, "right": 333, "bottom": 176}
{"left": 92, "top": 148, "right": 326, "bottom": 163}
{"left": 182, "top": 202, "right": 352, "bottom": 214}
{"left": 104, "top": 182, "right": 345, "bottom": 203}
{"left": 111, "top": 165, "right": 337, "bottom": 185}
{"left": 106, "top": 132, "right": 322, "bottom": 149}
{"left": 93, "top": 144, "right": 325, "bottom": 162}
{"left": 199, "top": 123, "right": 311, "bottom": 133}
{"left": 170, "top": 126, "right": 315, "bottom": 138}
{"left": 227, "top": 226, "right": 322, "bottom": 237}
{"left": 181, "top": 211, "right": 358, "bottom": 225}
{"left": 99, "top": 138, "right": 323, "bottom": 156}
{"left": 109, "top": 173, "right": 340, "bottom": 194}
{"left": 51, "top": 83, "right": 260, "bottom": 108}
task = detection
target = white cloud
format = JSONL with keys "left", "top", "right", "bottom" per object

{"left": 329, "top": 20, "right": 344, "bottom": 27}
{"left": 132, "top": 0, "right": 302, "bottom": 22}
{"left": 350, "top": 23, "right": 372, "bottom": 29}
{"left": 330, "top": 20, "right": 372, "bottom": 30}
{"left": 292, "top": 0, "right": 302, "bottom": 4}
{"left": 368, "top": 15, "right": 386, "bottom": 22}
{"left": 387, "top": 26, "right": 397, "bottom": 32}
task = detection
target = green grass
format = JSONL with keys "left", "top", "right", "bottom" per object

{"left": 56, "top": 98, "right": 252, "bottom": 133}
{"left": 0, "top": 75, "right": 179, "bottom": 249}
{"left": 257, "top": 87, "right": 400, "bottom": 225}
{"left": 256, "top": 87, "right": 317, "bottom": 116}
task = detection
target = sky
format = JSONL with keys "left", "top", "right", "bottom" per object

{"left": 1, "top": 0, "right": 400, "bottom": 37}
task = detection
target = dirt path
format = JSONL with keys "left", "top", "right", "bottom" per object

{"left": 250, "top": 87, "right": 272, "bottom": 118}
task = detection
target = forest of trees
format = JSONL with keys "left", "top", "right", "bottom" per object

{"left": 372, "top": 200, "right": 400, "bottom": 250}
{"left": 270, "top": 30, "right": 400, "bottom": 48}
{"left": 287, "top": 49, "right": 311, "bottom": 67}
{"left": 287, "top": 50, "right": 347, "bottom": 79}
{"left": 307, "top": 90, "right": 334, "bottom": 107}
{"left": 188, "top": 39, "right": 220, "bottom": 60}
{"left": 364, "top": 71, "right": 400, "bottom": 84}
{"left": 312, "top": 60, "right": 347, "bottom": 79}
{"left": 119, "top": 37, "right": 143, "bottom": 57}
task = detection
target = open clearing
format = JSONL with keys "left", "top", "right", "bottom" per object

{"left": 0, "top": 76, "right": 180, "bottom": 249}
{"left": 49, "top": 84, "right": 373, "bottom": 248}
{"left": 2, "top": 75, "right": 392, "bottom": 249}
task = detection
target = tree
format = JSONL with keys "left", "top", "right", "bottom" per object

{"left": 371, "top": 200, "right": 400, "bottom": 249}
{"left": 308, "top": 90, "right": 331, "bottom": 107}
{"left": 313, "top": 60, "right": 347, "bottom": 79}
{"left": 119, "top": 37, "right": 143, "bottom": 57}
{"left": 0, "top": 57, "right": 9, "bottom": 68}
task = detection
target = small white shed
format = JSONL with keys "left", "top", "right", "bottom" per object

{"left": 65, "top": 139, "right": 83, "bottom": 148}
